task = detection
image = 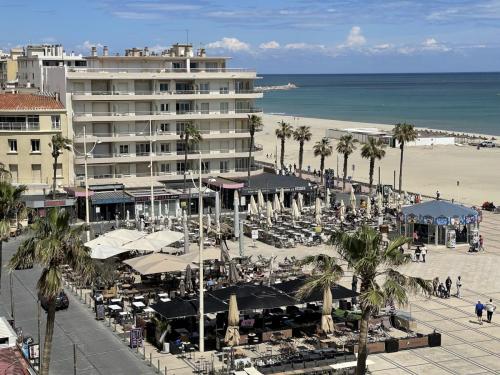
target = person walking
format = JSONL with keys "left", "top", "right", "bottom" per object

{"left": 445, "top": 276, "right": 452, "bottom": 298}
{"left": 485, "top": 299, "right": 496, "bottom": 323}
{"left": 456, "top": 276, "right": 462, "bottom": 298}
{"left": 421, "top": 245, "right": 427, "bottom": 263}
{"left": 479, "top": 235, "right": 484, "bottom": 251}
{"left": 432, "top": 277, "right": 439, "bottom": 296}
{"left": 476, "top": 301, "right": 485, "bottom": 324}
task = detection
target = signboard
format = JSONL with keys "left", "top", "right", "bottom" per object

{"left": 240, "top": 196, "right": 247, "bottom": 206}
{"left": 95, "top": 206, "right": 101, "bottom": 214}
{"left": 28, "top": 344, "right": 40, "bottom": 367}
{"left": 435, "top": 216, "right": 449, "bottom": 226}
{"left": 130, "top": 328, "right": 143, "bottom": 348}
{"left": 96, "top": 304, "right": 105, "bottom": 320}
{"left": 251, "top": 230, "right": 259, "bottom": 240}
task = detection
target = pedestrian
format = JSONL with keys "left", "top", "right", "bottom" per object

{"left": 293, "top": 163, "right": 297, "bottom": 171}
{"left": 438, "top": 283, "right": 446, "bottom": 298}
{"left": 432, "top": 277, "right": 439, "bottom": 296}
{"left": 485, "top": 299, "right": 496, "bottom": 323}
{"left": 475, "top": 300, "right": 485, "bottom": 324}
{"left": 456, "top": 276, "right": 462, "bottom": 298}
{"left": 436, "top": 190, "right": 441, "bottom": 200}
{"left": 415, "top": 246, "right": 421, "bottom": 262}
{"left": 479, "top": 235, "right": 484, "bottom": 251}
{"left": 421, "top": 245, "right": 427, "bottom": 263}
{"left": 445, "top": 276, "right": 452, "bottom": 298}
{"left": 307, "top": 165, "right": 311, "bottom": 173}
{"left": 413, "top": 230, "right": 419, "bottom": 244}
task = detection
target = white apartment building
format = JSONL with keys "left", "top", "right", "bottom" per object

{"left": 45, "top": 44, "right": 263, "bottom": 188}
{"left": 17, "top": 44, "right": 86, "bottom": 90}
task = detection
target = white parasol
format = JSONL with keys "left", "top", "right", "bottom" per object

{"left": 249, "top": 195, "right": 258, "bottom": 216}
{"left": 350, "top": 188, "right": 357, "bottom": 210}
{"left": 257, "top": 190, "right": 265, "bottom": 211}
{"left": 273, "top": 194, "right": 281, "bottom": 213}
{"left": 325, "top": 188, "right": 331, "bottom": 207}
{"left": 365, "top": 198, "right": 372, "bottom": 220}
{"left": 266, "top": 200, "right": 273, "bottom": 226}
{"left": 339, "top": 199, "right": 346, "bottom": 222}
{"left": 297, "top": 193, "right": 304, "bottom": 212}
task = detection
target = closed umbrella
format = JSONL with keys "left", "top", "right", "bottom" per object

{"left": 326, "top": 188, "right": 331, "bottom": 208}
{"left": 257, "top": 190, "right": 265, "bottom": 211}
{"left": 224, "top": 294, "right": 240, "bottom": 347}
{"left": 279, "top": 188, "right": 285, "bottom": 206}
{"left": 126, "top": 210, "right": 130, "bottom": 222}
{"left": 315, "top": 197, "right": 322, "bottom": 225}
{"left": 266, "top": 200, "right": 273, "bottom": 226}
{"left": 350, "top": 188, "right": 356, "bottom": 211}
{"left": 183, "top": 210, "right": 189, "bottom": 254}
{"left": 297, "top": 193, "right": 304, "bottom": 212}
{"left": 377, "top": 192, "right": 383, "bottom": 213}
{"left": 234, "top": 191, "right": 240, "bottom": 238}
{"left": 292, "top": 199, "right": 300, "bottom": 222}
{"left": 273, "top": 194, "right": 281, "bottom": 213}
{"left": 321, "top": 288, "right": 334, "bottom": 334}
{"left": 339, "top": 200, "right": 346, "bottom": 222}
{"left": 228, "top": 260, "right": 239, "bottom": 284}
{"left": 366, "top": 198, "right": 372, "bottom": 220}
{"left": 185, "top": 265, "right": 193, "bottom": 292}
{"left": 249, "top": 195, "right": 258, "bottom": 216}
{"left": 179, "top": 279, "right": 186, "bottom": 297}
{"left": 206, "top": 213, "right": 211, "bottom": 234}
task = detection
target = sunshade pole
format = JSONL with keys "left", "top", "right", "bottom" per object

{"left": 149, "top": 118, "right": 155, "bottom": 225}
{"left": 198, "top": 152, "right": 205, "bottom": 353}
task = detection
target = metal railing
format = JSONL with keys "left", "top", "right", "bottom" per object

{"left": 73, "top": 128, "right": 255, "bottom": 138}
{"left": 73, "top": 108, "right": 263, "bottom": 117}
{"left": 72, "top": 89, "right": 260, "bottom": 96}
{"left": 75, "top": 148, "right": 256, "bottom": 159}
{"left": 68, "top": 67, "right": 255, "bottom": 73}
{"left": 0, "top": 122, "right": 40, "bottom": 131}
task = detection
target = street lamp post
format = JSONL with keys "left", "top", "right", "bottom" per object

{"left": 198, "top": 152, "right": 204, "bottom": 353}
{"left": 83, "top": 125, "right": 90, "bottom": 242}
{"left": 149, "top": 119, "right": 155, "bottom": 224}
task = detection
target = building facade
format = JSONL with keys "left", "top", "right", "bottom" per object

{"left": 17, "top": 44, "right": 86, "bottom": 91}
{"left": 0, "top": 93, "right": 71, "bottom": 194}
{"left": 0, "top": 48, "right": 23, "bottom": 89}
{"left": 45, "top": 44, "right": 263, "bottom": 189}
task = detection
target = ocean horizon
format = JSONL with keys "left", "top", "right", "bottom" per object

{"left": 258, "top": 73, "right": 500, "bottom": 136}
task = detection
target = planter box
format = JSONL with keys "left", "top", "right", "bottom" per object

{"left": 351, "top": 341, "right": 386, "bottom": 354}
{"left": 398, "top": 335, "right": 428, "bottom": 350}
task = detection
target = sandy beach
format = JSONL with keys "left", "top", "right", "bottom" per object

{"left": 256, "top": 114, "right": 500, "bottom": 206}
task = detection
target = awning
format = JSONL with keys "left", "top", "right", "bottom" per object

{"left": 90, "top": 244, "right": 130, "bottom": 259}
{"left": 273, "top": 277, "right": 358, "bottom": 303}
{"left": 151, "top": 296, "right": 228, "bottom": 319}
{"left": 401, "top": 200, "right": 479, "bottom": 225}
{"left": 85, "top": 236, "right": 124, "bottom": 249}
{"left": 90, "top": 191, "right": 133, "bottom": 205}
{"left": 65, "top": 186, "right": 94, "bottom": 197}
{"left": 105, "top": 229, "right": 144, "bottom": 242}
{"left": 124, "top": 253, "right": 197, "bottom": 275}
{"left": 122, "top": 238, "right": 170, "bottom": 252}
{"left": 237, "top": 173, "right": 316, "bottom": 195}
{"left": 203, "top": 177, "right": 244, "bottom": 190}
{"left": 145, "top": 230, "right": 184, "bottom": 246}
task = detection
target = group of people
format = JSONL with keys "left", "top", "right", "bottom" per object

{"left": 475, "top": 299, "right": 497, "bottom": 324}
{"left": 433, "top": 275, "right": 461, "bottom": 299}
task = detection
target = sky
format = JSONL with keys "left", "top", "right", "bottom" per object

{"left": 1, "top": 0, "right": 500, "bottom": 73}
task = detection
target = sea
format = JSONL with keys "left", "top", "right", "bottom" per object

{"left": 257, "top": 73, "right": 500, "bottom": 136}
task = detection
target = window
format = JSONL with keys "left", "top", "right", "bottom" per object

{"left": 160, "top": 143, "right": 170, "bottom": 154}
{"left": 199, "top": 83, "right": 209, "bottom": 94}
{"left": 9, "top": 165, "right": 18, "bottom": 182}
{"left": 220, "top": 102, "right": 229, "bottom": 114}
{"left": 159, "top": 83, "right": 169, "bottom": 92}
{"left": 51, "top": 115, "right": 61, "bottom": 129}
{"left": 119, "top": 145, "right": 129, "bottom": 154}
{"left": 159, "top": 123, "right": 170, "bottom": 132}
{"left": 8, "top": 139, "right": 17, "bottom": 152}
{"left": 56, "top": 163, "right": 63, "bottom": 177}
{"left": 176, "top": 162, "right": 185, "bottom": 173}
{"left": 31, "top": 164, "right": 41, "bottom": 182}
{"left": 176, "top": 122, "right": 187, "bottom": 135}
{"left": 201, "top": 161, "right": 209, "bottom": 174}
{"left": 200, "top": 103, "right": 209, "bottom": 114}
{"left": 219, "top": 160, "right": 229, "bottom": 173}
{"left": 31, "top": 139, "right": 40, "bottom": 152}
{"left": 219, "top": 84, "right": 229, "bottom": 94}
{"left": 137, "top": 143, "right": 150, "bottom": 155}
{"left": 160, "top": 163, "right": 170, "bottom": 173}
{"left": 160, "top": 103, "right": 169, "bottom": 112}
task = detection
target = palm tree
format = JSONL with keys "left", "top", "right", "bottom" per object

{"left": 275, "top": 120, "right": 293, "bottom": 169}
{"left": 331, "top": 226, "right": 432, "bottom": 375}
{"left": 49, "top": 135, "right": 72, "bottom": 199}
{"left": 336, "top": 135, "right": 357, "bottom": 191}
{"left": 0, "top": 162, "right": 11, "bottom": 181}
{"left": 179, "top": 122, "right": 203, "bottom": 193}
{"left": 297, "top": 254, "right": 344, "bottom": 333}
{"left": 313, "top": 138, "right": 333, "bottom": 179}
{"left": 9, "top": 208, "right": 93, "bottom": 375}
{"left": 361, "top": 138, "right": 386, "bottom": 193}
{"left": 247, "top": 115, "right": 263, "bottom": 185}
{"left": 0, "top": 181, "right": 27, "bottom": 294}
{"left": 293, "top": 125, "right": 312, "bottom": 178}
{"left": 393, "top": 123, "right": 417, "bottom": 192}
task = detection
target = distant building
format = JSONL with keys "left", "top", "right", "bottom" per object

{"left": 0, "top": 93, "right": 71, "bottom": 195}
{"left": 326, "top": 127, "right": 392, "bottom": 144}
{"left": 17, "top": 44, "right": 86, "bottom": 90}
{"left": 0, "top": 48, "right": 23, "bottom": 89}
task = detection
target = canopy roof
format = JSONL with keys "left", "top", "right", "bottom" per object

{"left": 105, "top": 229, "right": 144, "bottom": 242}
{"left": 273, "top": 277, "right": 358, "bottom": 303}
{"left": 401, "top": 200, "right": 479, "bottom": 225}
{"left": 145, "top": 230, "right": 184, "bottom": 244}
{"left": 122, "top": 238, "right": 169, "bottom": 251}
{"left": 151, "top": 296, "right": 228, "bottom": 319}
{"left": 85, "top": 236, "right": 124, "bottom": 248}
{"left": 124, "top": 253, "right": 197, "bottom": 275}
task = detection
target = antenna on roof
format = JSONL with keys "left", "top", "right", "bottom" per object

{"left": 186, "top": 29, "right": 189, "bottom": 45}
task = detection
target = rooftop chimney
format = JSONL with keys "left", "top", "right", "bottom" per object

{"left": 144, "top": 46, "right": 149, "bottom": 56}
{"left": 91, "top": 46, "right": 97, "bottom": 57}
{"left": 103, "top": 46, "right": 109, "bottom": 56}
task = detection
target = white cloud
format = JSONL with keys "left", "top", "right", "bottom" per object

{"left": 338, "top": 26, "right": 366, "bottom": 49}
{"left": 128, "top": 3, "right": 201, "bottom": 11}
{"left": 112, "top": 11, "right": 160, "bottom": 19}
{"left": 77, "top": 41, "right": 104, "bottom": 51}
{"left": 259, "top": 41, "right": 280, "bottom": 49}
{"left": 421, "top": 37, "right": 451, "bottom": 52}
{"left": 284, "top": 42, "right": 325, "bottom": 50}
{"left": 206, "top": 37, "right": 250, "bottom": 52}
{"left": 149, "top": 44, "right": 169, "bottom": 54}
{"left": 368, "top": 43, "right": 395, "bottom": 54}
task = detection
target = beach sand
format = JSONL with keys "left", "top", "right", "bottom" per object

{"left": 256, "top": 114, "right": 500, "bottom": 206}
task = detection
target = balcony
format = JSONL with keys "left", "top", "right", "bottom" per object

{"left": 68, "top": 67, "right": 256, "bottom": 73}
{"left": 0, "top": 122, "right": 40, "bottom": 131}
{"left": 72, "top": 108, "right": 263, "bottom": 122}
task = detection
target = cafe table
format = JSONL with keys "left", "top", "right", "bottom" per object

{"left": 108, "top": 304, "right": 122, "bottom": 311}
{"left": 132, "top": 301, "right": 146, "bottom": 308}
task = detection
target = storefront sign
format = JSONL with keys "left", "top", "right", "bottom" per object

{"left": 251, "top": 230, "right": 259, "bottom": 239}
{"left": 130, "top": 328, "right": 143, "bottom": 348}
{"left": 435, "top": 216, "right": 449, "bottom": 226}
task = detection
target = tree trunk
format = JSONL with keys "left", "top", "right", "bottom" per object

{"left": 280, "top": 138, "right": 285, "bottom": 169}
{"left": 52, "top": 155, "right": 58, "bottom": 200}
{"left": 398, "top": 143, "right": 404, "bottom": 192}
{"left": 320, "top": 155, "right": 325, "bottom": 179}
{"left": 356, "top": 307, "right": 372, "bottom": 375}
{"left": 342, "top": 154, "right": 348, "bottom": 191}
{"left": 368, "top": 157, "right": 374, "bottom": 194}
{"left": 0, "top": 241, "right": 3, "bottom": 295}
{"left": 41, "top": 298, "right": 56, "bottom": 375}
{"left": 298, "top": 142, "right": 304, "bottom": 178}
{"left": 248, "top": 130, "right": 254, "bottom": 186}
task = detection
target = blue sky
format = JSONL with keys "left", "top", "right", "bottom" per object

{"left": 1, "top": 0, "right": 500, "bottom": 73}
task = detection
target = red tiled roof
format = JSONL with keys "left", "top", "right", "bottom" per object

{"left": 0, "top": 93, "right": 64, "bottom": 111}
{"left": 0, "top": 347, "right": 29, "bottom": 375}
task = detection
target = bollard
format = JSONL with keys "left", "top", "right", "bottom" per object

{"left": 114, "top": 321, "right": 117, "bottom": 331}
{"left": 144, "top": 346, "right": 147, "bottom": 360}
{"left": 149, "top": 352, "right": 152, "bottom": 365}
{"left": 123, "top": 331, "right": 126, "bottom": 342}
{"left": 157, "top": 359, "right": 160, "bottom": 373}
{"left": 164, "top": 366, "right": 167, "bottom": 375}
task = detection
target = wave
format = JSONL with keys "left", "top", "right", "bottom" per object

{"left": 255, "top": 82, "right": 298, "bottom": 92}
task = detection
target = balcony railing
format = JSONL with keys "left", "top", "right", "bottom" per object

{"left": 72, "top": 89, "right": 261, "bottom": 96}
{"left": 76, "top": 148, "right": 257, "bottom": 159}
{"left": 68, "top": 67, "right": 256, "bottom": 73}
{"left": 0, "top": 122, "right": 40, "bottom": 131}
{"left": 73, "top": 108, "right": 263, "bottom": 118}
